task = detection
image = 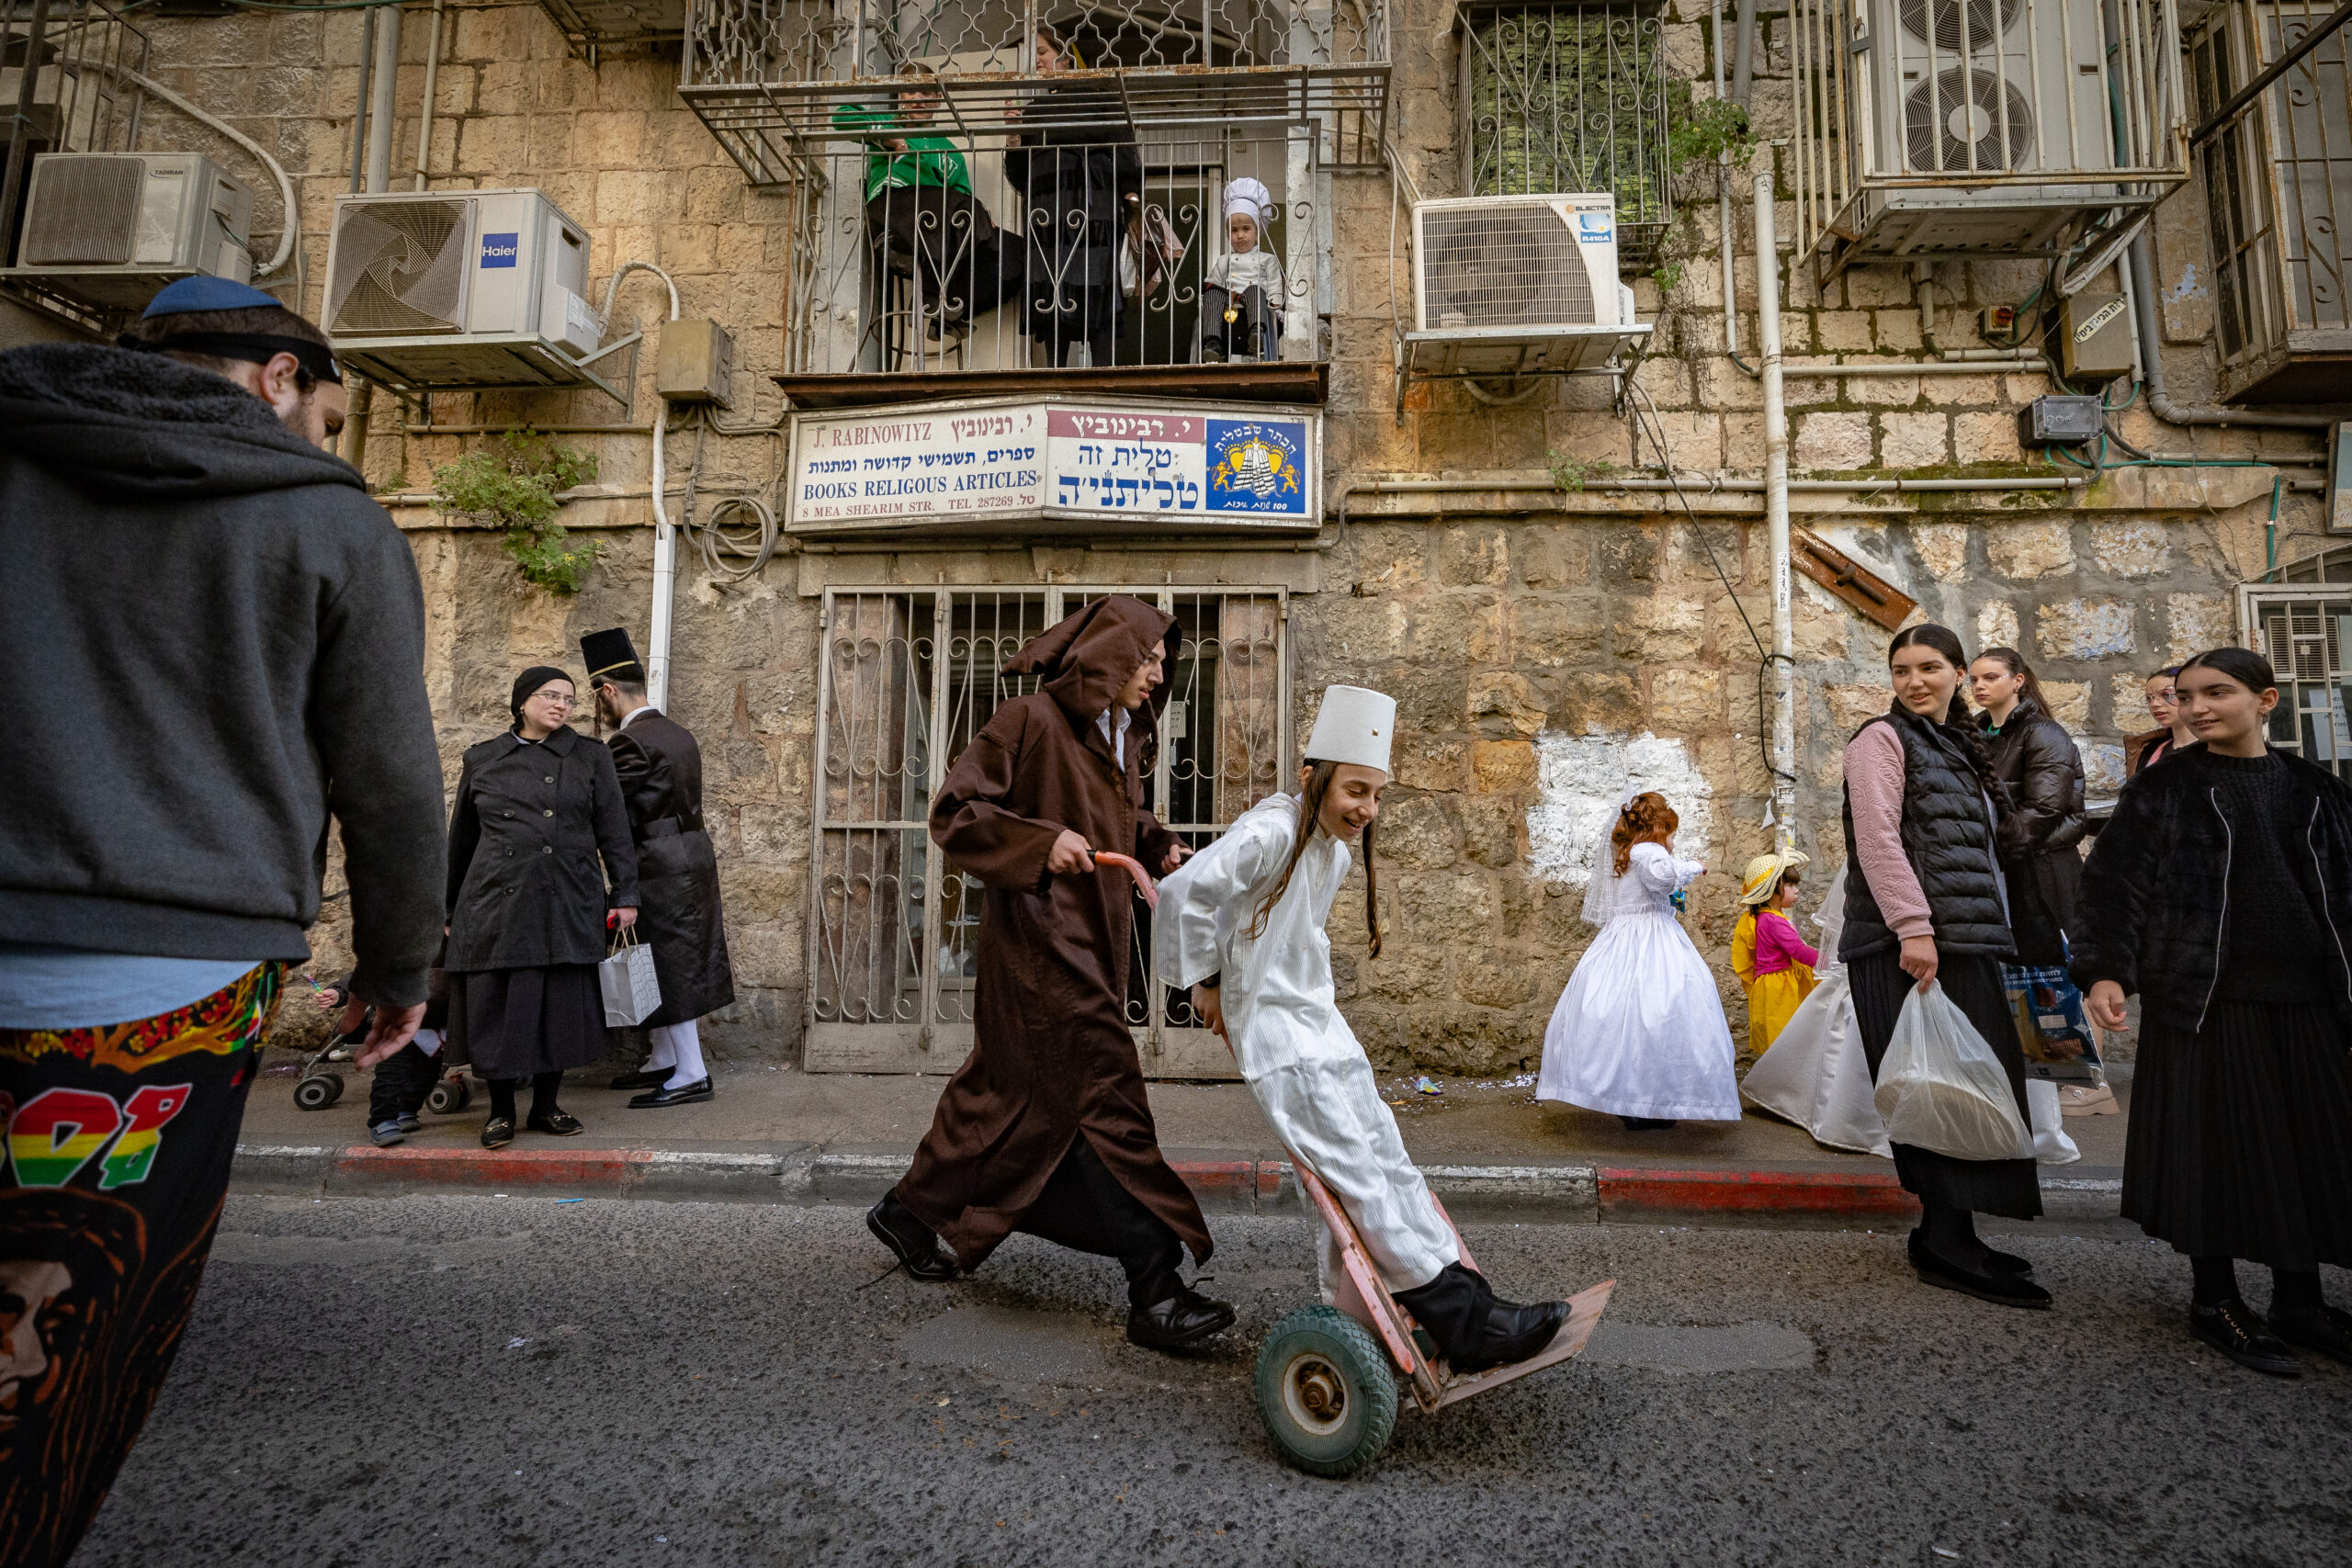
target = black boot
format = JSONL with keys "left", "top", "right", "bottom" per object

{"left": 866, "top": 1190, "right": 959, "bottom": 1282}
{"left": 1126, "top": 1269, "right": 1236, "bottom": 1351}
{"left": 1395, "top": 1263, "right": 1570, "bottom": 1375}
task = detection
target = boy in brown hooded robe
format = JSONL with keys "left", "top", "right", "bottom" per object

{"left": 867, "top": 595, "right": 1234, "bottom": 1351}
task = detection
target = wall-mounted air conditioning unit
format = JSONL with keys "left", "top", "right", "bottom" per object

{"left": 1402, "top": 194, "right": 1647, "bottom": 391}
{"left": 1790, "top": 0, "right": 2188, "bottom": 280}
{"left": 0, "top": 152, "right": 254, "bottom": 311}
{"left": 324, "top": 188, "right": 616, "bottom": 397}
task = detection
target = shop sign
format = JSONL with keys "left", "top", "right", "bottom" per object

{"left": 786, "top": 396, "right": 1320, "bottom": 536}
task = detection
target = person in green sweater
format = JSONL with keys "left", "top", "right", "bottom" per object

{"left": 832, "top": 69, "right": 1015, "bottom": 332}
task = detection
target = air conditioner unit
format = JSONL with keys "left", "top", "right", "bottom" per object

{"left": 0, "top": 152, "right": 254, "bottom": 311}
{"left": 1815, "top": 0, "right": 2183, "bottom": 261}
{"left": 323, "top": 187, "right": 615, "bottom": 396}
{"left": 1403, "top": 195, "right": 1647, "bottom": 381}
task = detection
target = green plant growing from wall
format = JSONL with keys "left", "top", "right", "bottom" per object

{"left": 1548, "top": 450, "right": 1617, "bottom": 492}
{"left": 1665, "top": 84, "right": 1758, "bottom": 177}
{"left": 433, "top": 432, "right": 603, "bottom": 594}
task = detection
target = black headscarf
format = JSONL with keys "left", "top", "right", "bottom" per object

{"left": 510, "top": 665, "right": 573, "bottom": 723}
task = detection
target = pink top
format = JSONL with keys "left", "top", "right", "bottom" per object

{"left": 1842, "top": 721, "right": 1934, "bottom": 942}
{"left": 1752, "top": 908, "right": 1820, "bottom": 975}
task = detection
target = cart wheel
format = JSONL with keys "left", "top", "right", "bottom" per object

{"left": 293, "top": 1074, "right": 344, "bottom": 1111}
{"left": 426, "top": 1078, "right": 471, "bottom": 1114}
{"left": 1253, "top": 1305, "right": 1398, "bottom": 1479}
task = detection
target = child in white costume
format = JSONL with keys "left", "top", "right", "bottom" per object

{"left": 1156, "top": 685, "right": 1567, "bottom": 1372}
{"left": 1538, "top": 790, "right": 1743, "bottom": 1128}
{"left": 1198, "top": 176, "right": 1285, "bottom": 363}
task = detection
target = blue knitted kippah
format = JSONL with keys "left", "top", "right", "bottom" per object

{"left": 141, "top": 276, "right": 285, "bottom": 317}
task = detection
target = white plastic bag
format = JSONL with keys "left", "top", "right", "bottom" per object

{"left": 599, "top": 929, "right": 662, "bottom": 1027}
{"left": 1872, "top": 981, "right": 2034, "bottom": 1162}
{"left": 2027, "top": 1078, "right": 2082, "bottom": 1165}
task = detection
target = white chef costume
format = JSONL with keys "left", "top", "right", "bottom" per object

{"left": 1154, "top": 685, "right": 1459, "bottom": 1295}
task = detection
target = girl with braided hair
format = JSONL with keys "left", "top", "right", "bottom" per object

{"left": 1537, "top": 790, "right": 1741, "bottom": 1131}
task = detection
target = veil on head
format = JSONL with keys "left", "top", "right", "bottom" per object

{"left": 1579, "top": 787, "right": 1641, "bottom": 927}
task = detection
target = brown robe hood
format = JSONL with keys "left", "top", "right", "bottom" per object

{"left": 1004, "top": 592, "right": 1182, "bottom": 752}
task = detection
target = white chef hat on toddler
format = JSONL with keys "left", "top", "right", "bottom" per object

{"left": 1222, "top": 176, "right": 1273, "bottom": 228}
{"left": 1304, "top": 684, "right": 1395, "bottom": 773}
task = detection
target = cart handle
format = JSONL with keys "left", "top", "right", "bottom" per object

{"left": 1091, "top": 851, "right": 1159, "bottom": 910}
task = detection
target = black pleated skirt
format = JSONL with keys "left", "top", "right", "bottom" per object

{"left": 1849, "top": 949, "right": 2044, "bottom": 1219}
{"left": 445, "top": 965, "right": 607, "bottom": 1081}
{"left": 2123, "top": 998, "right": 2352, "bottom": 1269}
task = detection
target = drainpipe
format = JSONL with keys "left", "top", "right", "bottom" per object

{"left": 1731, "top": 0, "right": 1758, "bottom": 110}
{"left": 2127, "top": 231, "right": 2330, "bottom": 431}
{"left": 413, "top": 0, "right": 446, "bottom": 190}
{"left": 1713, "top": 0, "right": 1751, "bottom": 375}
{"left": 600, "top": 262, "right": 684, "bottom": 707}
{"left": 344, "top": 4, "right": 402, "bottom": 481}
{"left": 1755, "top": 172, "right": 1795, "bottom": 853}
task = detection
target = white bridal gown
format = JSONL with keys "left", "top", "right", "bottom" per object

{"left": 1538, "top": 841, "right": 1743, "bottom": 1122}
{"left": 1154, "top": 793, "right": 1459, "bottom": 1293}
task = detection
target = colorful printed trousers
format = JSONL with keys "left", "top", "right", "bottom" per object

{"left": 0, "top": 962, "right": 280, "bottom": 1568}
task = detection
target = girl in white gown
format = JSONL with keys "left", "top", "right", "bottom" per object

{"left": 1156, "top": 685, "right": 1567, "bottom": 1372}
{"left": 1738, "top": 866, "right": 1894, "bottom": 1156}
{"left": 1538, "top": 791, "right": 1742, "bottom": 1127}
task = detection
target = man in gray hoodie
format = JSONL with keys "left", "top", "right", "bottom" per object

{"left": 0, "top": 277, "right": 445, "bottom": 1568}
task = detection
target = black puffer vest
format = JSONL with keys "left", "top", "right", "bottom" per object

{"left": 1840, "top": 706, "right": 2016, "bottom": 961}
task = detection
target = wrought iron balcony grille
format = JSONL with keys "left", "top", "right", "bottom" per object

{"left": 1457, "top": 2, "right": 1670, "bottom": 270}
{"left": 1788, "top": 0, "right": 2189, "bottom": 279}
{"left": 2191, "top": 0, "right": 2352, "bottom": 404}
{"left": 682, "top": 0, "right": 1391, "bottom": 188}
{"left": 0, "top": 0, "right": 150, "bottom": 282}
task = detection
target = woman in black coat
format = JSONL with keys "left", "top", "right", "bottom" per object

{"left": 2075, "top": 647, "right": 2352, "bottom": 1376}
{"left": 1842, "top": 625, "right": 2046, "bottom": 1309}
{"left": 1968, "top": 647, "right": 2086, "bottom": 966}
{"left": 1003, "top": 24, "right": 1141, "bottom": 368}
{"left": 445, "top": 667, "right": 638, "bottom": 1147}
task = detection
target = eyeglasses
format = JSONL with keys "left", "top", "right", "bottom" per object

{"left": 530, "top": 692, "right": 576, "bottom": 709}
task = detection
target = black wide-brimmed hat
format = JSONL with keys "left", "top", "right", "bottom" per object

{"left": 581, "top": 626, "right": 646, "bottom": 686}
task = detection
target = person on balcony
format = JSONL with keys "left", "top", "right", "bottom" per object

{"left": 1199, "top": 176, "right": 1285, "bottom": 363}
{"left": 1004, "top": 24, "right": 1141, "bottom": 368}
{"left": 832, "top": 68, "right": 1015, "bottom": 343}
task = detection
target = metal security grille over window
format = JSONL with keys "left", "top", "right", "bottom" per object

{"left": 2191, "top": 1, "right": 2352, "bottom": 405}
{"left": 808, "top": 586, "right": 1288, "bottom": 1077}
{"left": 2245, "top": 556, "right": 2352, "bottom": 777}
{"left": 678, "top": 0, "right": 1387, "bottom": 377}
{"left": 1456, "top": 2, "right": 1670, "bottom": 269}
{"left": 1785, "top": 0, "right": 2189, "bottom": 283}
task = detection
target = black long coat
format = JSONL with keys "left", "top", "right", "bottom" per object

{"left": 608, "top": 708, "right": 734, "bottom": 1024}
{"left": 1980, "top": 697, "right": 2086, "bottom": 966}
{"left": 445, "top": 725, "right": 638, "bottom": 972}
{"left": 1003, "top": 85, "right": 1141, "bottom": 346}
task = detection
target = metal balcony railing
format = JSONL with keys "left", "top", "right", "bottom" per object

{"left": 0, "top": 0, "right": 149, "bottom": 274}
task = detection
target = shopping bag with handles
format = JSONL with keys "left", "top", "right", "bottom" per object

{"left": 1872, "top": 980, "right": 2034, "bottom": 1162}
{"left": 599, "top": 928, "right": 662, "bottom": 1027}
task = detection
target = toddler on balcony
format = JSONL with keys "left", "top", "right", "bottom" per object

{"left": 1200, "top": 176, "right": 1286, "bottom": 363}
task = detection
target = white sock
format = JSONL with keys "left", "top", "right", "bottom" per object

{"left": 651, "top": 1021, "right": 705, "bottom": 1089}
{"left": 644, "top": 1029, "right": 678, "bottom": 1073}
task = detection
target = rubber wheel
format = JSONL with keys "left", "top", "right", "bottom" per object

{"left": 1252, "top": 1305, "right": 1398, "bottom": 1478}
{"left": 293, "top": 1074, "right": 343, "bottom": 1111}
{"left": 426, "top": 1078, "right": 471, "bottom": 1114}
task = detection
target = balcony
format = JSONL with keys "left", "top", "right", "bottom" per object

{"left": 680, "top": 1, "right": 1387, "bottom": 396}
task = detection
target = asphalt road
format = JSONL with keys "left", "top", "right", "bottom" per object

{"left": 74, "top": 1196, "right": 2352, "bottom": 1568}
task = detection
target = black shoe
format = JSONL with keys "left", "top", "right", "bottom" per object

{"left": 629, "top": 1077, "right": 714, "bottom": 1108}
{"left": 1982, "top": 1247, "right": 2035, "bottom": 1277}
{"left": 609, "top": 1066, "right": 670, "bottom": 1091}
{"left": 1456, "top": 1297, "right": 1571, "bottom": 1374}
{"left": 481, "top": 1115, "right": 515, "bottom": 1150}
{"left": 1126, "top": 1285, "right": 1236, "bottom": 1352}
{"left": 1907, "top": 1231, "right": 2052, "bottom": 1310}
{"left": 1619, "top": 1116, "right": 1678, "bottom": 1132}
{"left": 2192, "top": 1298, "right": 2301, "bottom": 1376}
{"left": 526, "top": 1108, "right": 584, "bottom": 1137}
{"left": 2266, "top": 1304, "right": 2352, "bottom": 1368}
{"left": 866, "top": 1193, "right": 958, "bottom": 1282}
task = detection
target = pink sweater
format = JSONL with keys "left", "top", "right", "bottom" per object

{"left": 1752, "top": 908, "right": 1820, "bottom": 974}
{"left": 1842, "top": 722, "right": 1934, "bottom": 942}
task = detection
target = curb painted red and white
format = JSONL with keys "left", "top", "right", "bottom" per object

{"left": 233, "top": 1141, "right": 2121, "bottom": 1223}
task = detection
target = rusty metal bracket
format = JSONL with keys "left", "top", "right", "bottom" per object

{"left": 1792, "top": 526, "right": 1916, "bottom": 632}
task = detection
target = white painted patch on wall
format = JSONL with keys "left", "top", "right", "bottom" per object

{"left": 1526, "top": 731, "right": 1715, "bottom": 890}
{"left": 2164, "top": 263, "right": 2208, "bottom": 303}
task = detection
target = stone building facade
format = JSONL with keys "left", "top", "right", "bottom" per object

{"left": 73, "top": 1, "right": 2331, "bottom": 1073}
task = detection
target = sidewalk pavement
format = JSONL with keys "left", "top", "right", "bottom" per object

{"left": 234, "top": 1055, "right": 2131, "bottom": 1227}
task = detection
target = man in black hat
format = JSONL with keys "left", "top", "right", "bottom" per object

{"left": 582, "top": 627, "right": 735, "bottom": 1105}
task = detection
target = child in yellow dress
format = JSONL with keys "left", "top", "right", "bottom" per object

{"left": 1732, "top": 851, "right": 1819, "bottom": 1055}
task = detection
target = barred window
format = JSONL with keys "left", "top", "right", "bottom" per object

{"left": 1458, "top": 1, "right": 1670, "bottom": 267}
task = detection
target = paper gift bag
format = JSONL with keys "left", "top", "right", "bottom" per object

{"left": 600, "top": 929, "right": 662, "bottom": 1027}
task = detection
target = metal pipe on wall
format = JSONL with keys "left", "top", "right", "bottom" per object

{"left": 2127, "top": 230, "right": 2331, "bottom": 431}
{"left": 1754, "top": 171, "right": 1795, "bottom": 852}
{"left": 345, "top": 4, "right": 403, "bottom": 480}
{"left": 414, "top": 0, "right": 446, "bottom": 190}
{"left": 1731, "top": 0, "right": 1758, "bottom": 109}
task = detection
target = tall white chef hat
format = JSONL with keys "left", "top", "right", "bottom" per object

{"left": 1304, "top": 684, "right": 1396, "bottom": 773}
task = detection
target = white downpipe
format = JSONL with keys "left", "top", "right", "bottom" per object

{"left": 1713, "top": 0, "right": 1740, "bottom": 362}
{"left": 1755, "top": 173, "right": 1795, "bottom": 854}
{"left": 601, "top": 263, "right": 684, "bottom": 707}
{"left": 365, "top": 5, "right": 401, "bottom": 194}
{"left": 413, "top": 0, "right": 447, "bottom": 191}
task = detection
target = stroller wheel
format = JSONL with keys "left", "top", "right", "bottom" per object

{"left": 293, "top": 1073, "right": 344, "bottom": 1111}
{"left": 1253, "top": 1305, "right": 1398, "bottom": 1479}
{"left": 426, "top": 1077, "right": 472, "bottom": 1115}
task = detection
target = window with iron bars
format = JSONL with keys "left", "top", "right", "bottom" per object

{"left": 807, "top": 586, "right": 1288, "bottom": 1076}
{"left": 1456, "top": 1, "right": 1669, "bottom": 269}
{"left": 2245, "top": 573, "right": 2352, "bottom": 780}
